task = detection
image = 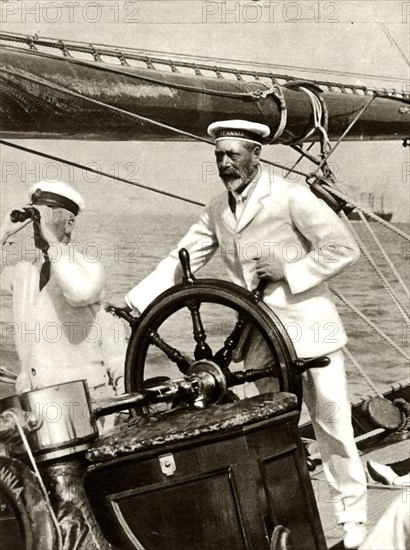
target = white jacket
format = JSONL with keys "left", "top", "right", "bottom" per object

{"left": 127, "top": 170, "right": 360, "bottom": 357}
{"left": 1, "top": 243, "right": 126, "bottom": 396}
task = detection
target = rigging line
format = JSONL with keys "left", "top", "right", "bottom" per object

{"left": 330, "top": 286, "right": 410, "bottom": 362}
{"left": 314, "top": 95, "right": 377, "bottom": 173}
{"left": 0, "top": 140, "right": 206, "bottom": 208}
{"left": 341, "top": 212, "right": 410, "bottom": 322}
{"left": 320, "top": 183, "right": 410, "bottom": 241}
{"left": 0, "top": 67, "right": 311, "bottom": 179}
{"left": 1, "top": 31, "right": 406, "bottom": 85}
{"left": 342, "top": 348, "right": 383, "bottom": 397}
{"left": 290, "top": 143, "right": 320, "bottom": 166}
{"left": 284, "top": 143, "right": 317, "bottom": 179}
{"left": 380, "top": 24, "right": 410, "bottom": 68}
{"left": 0, "top": 139, "right": 308, "bottom": 206}
{"left": 356, "top": 209, "right": 410, "bottom": 298}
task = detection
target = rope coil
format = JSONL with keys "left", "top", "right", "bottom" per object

{"left": 393, "top": 398, "right": 410, "bottom": 433}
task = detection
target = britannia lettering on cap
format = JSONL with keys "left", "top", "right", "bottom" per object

{"left": 207, "top": 119, "right": 271, "bottom": 145}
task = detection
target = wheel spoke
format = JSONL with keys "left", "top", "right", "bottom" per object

{"left": 147, "top": 328, "right": 192, "bottom": 374}
{"left": 212, "top": 315, "right": 249, "bottom": 370}
{"left": 185, "top": 300, "right": 213, "bottom": 360}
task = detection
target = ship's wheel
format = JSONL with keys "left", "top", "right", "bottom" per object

{"left": 124, "top": 250, "right": 303, "bottom": 407}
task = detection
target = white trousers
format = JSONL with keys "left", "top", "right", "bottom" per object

{"left": 242, "top": 340, "right": 367, "bottom": 524}
{"left": 301, "top": 350, "right": 367, "bottom": 524}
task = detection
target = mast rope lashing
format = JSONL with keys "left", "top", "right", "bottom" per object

{"left": 297, "top": 86, "right": 331, "bottom": 152}
{"left": 248, "top": 83, "right": 288, "bottom": 143}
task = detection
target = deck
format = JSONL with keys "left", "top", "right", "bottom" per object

{"left": 312, "top": 434, "right": 409, "bottom": 549}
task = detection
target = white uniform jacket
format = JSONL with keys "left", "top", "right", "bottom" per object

{"left": 1, "top": 243, "right": 126, "bottom": 395}
{"left": 127, "top": 170, "right": 360, "bottom": 357}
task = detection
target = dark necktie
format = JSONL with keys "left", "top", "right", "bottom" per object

{"left": 39, "top": 254, "right": 51, "bottom": 291}
{"left": 228, "top": 192, "right": 236, "bottom": 215}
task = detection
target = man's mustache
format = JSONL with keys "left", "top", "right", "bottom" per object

{"left": 219, "top": 167, "right": 240, "bottom": 177}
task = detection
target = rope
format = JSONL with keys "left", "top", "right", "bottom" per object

{"left": 330, "top": 286, "right": 410, "bottom": 362}
{"left": 314, "top": 95, "right": 377, "bottom": 173}
{"left": 290, "top": 143, "right": 320, "bottom": 166}
{"left": 297, "top": 87, "right": 331, "bottom": 152}
{"left": 356, "top": 209, "right": 410, "bottom": 298}
{"left": 393, "top": 398, "right": 410, "bottom": 433}
{"left": 341, "top": 213, "right": 410, "bottom": 322}
{"left": 342, "top": 347, "right": 383, "bottom": 396}
{"left": 318, "top": 183, "right": 410, "bottom": 241}
{"left": 0, "top": 140, "right": 206, "bottom": 207}
{"left": 3, "top": 411, "right": 63, "bottom": 549}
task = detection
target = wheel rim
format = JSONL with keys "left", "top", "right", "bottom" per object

{"left": 125, "top": 280, "right": 301, "bottom": 405}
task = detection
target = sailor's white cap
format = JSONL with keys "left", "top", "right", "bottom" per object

{"left": 207, "top": 119, "right": 270, "bottom": 145}
{"left": 28, "top": 181, "right": 84, "bottom": 216}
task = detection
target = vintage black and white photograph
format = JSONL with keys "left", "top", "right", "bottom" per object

{"left": 0, "top": 1, "right": 409, "bottom": 548}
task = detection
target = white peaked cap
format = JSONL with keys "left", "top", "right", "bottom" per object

{"left": 207, "top": 119, "right": 271, "bottom": 145}
{"left": 28, "top": 181, "right": 85, "bottom": 215}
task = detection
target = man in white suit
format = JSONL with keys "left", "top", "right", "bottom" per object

{"left": 124, "top": 120, "right": 367, "bottom": 549}
{"left": 1, "top": 181, "right": 126, "bottom": 402}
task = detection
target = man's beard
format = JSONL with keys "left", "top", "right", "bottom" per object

{"left": 220, "top": 167, "right": 257, "bottom": 193}
{"left": 219, "top": 168, "right": 243, "bottom": 191}
{"left": 221, "top": 176, "right": 242, "bottom": 192}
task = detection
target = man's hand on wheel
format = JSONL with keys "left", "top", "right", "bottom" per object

{"left": 105, "top": 296, "right": 140, "bottom": 323}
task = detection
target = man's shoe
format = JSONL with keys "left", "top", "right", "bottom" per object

{"left": 367, "top": 460, "right": 398, "bottom": 485}
{"left": 343, "top": 522, "right": 367, "bottom": 549}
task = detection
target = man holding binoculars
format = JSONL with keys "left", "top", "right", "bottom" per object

{"left": 1, "top": 180, "right": 125, "bottom": 402}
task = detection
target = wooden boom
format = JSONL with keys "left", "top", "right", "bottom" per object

{"left": 1, "top": 45, "right": 409, "bottom": 143}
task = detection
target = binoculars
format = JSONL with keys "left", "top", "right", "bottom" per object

{"left": 10, "top": 207, "right": 40, "bottom": 224}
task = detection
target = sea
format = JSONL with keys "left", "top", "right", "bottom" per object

{"left": 1, "top": 210, "right": 409, "bottom": 415}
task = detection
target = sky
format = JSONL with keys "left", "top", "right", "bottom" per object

{"left": 0, "top": 0, "right": 409, "bottom": 220}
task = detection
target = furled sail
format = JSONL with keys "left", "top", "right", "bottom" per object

{"left": 0, "top": 33, "right": 409, "bottom": 142}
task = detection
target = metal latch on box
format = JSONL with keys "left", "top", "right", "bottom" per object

{"left": 159, "top": 453, "right": 176, "bottom": 476}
